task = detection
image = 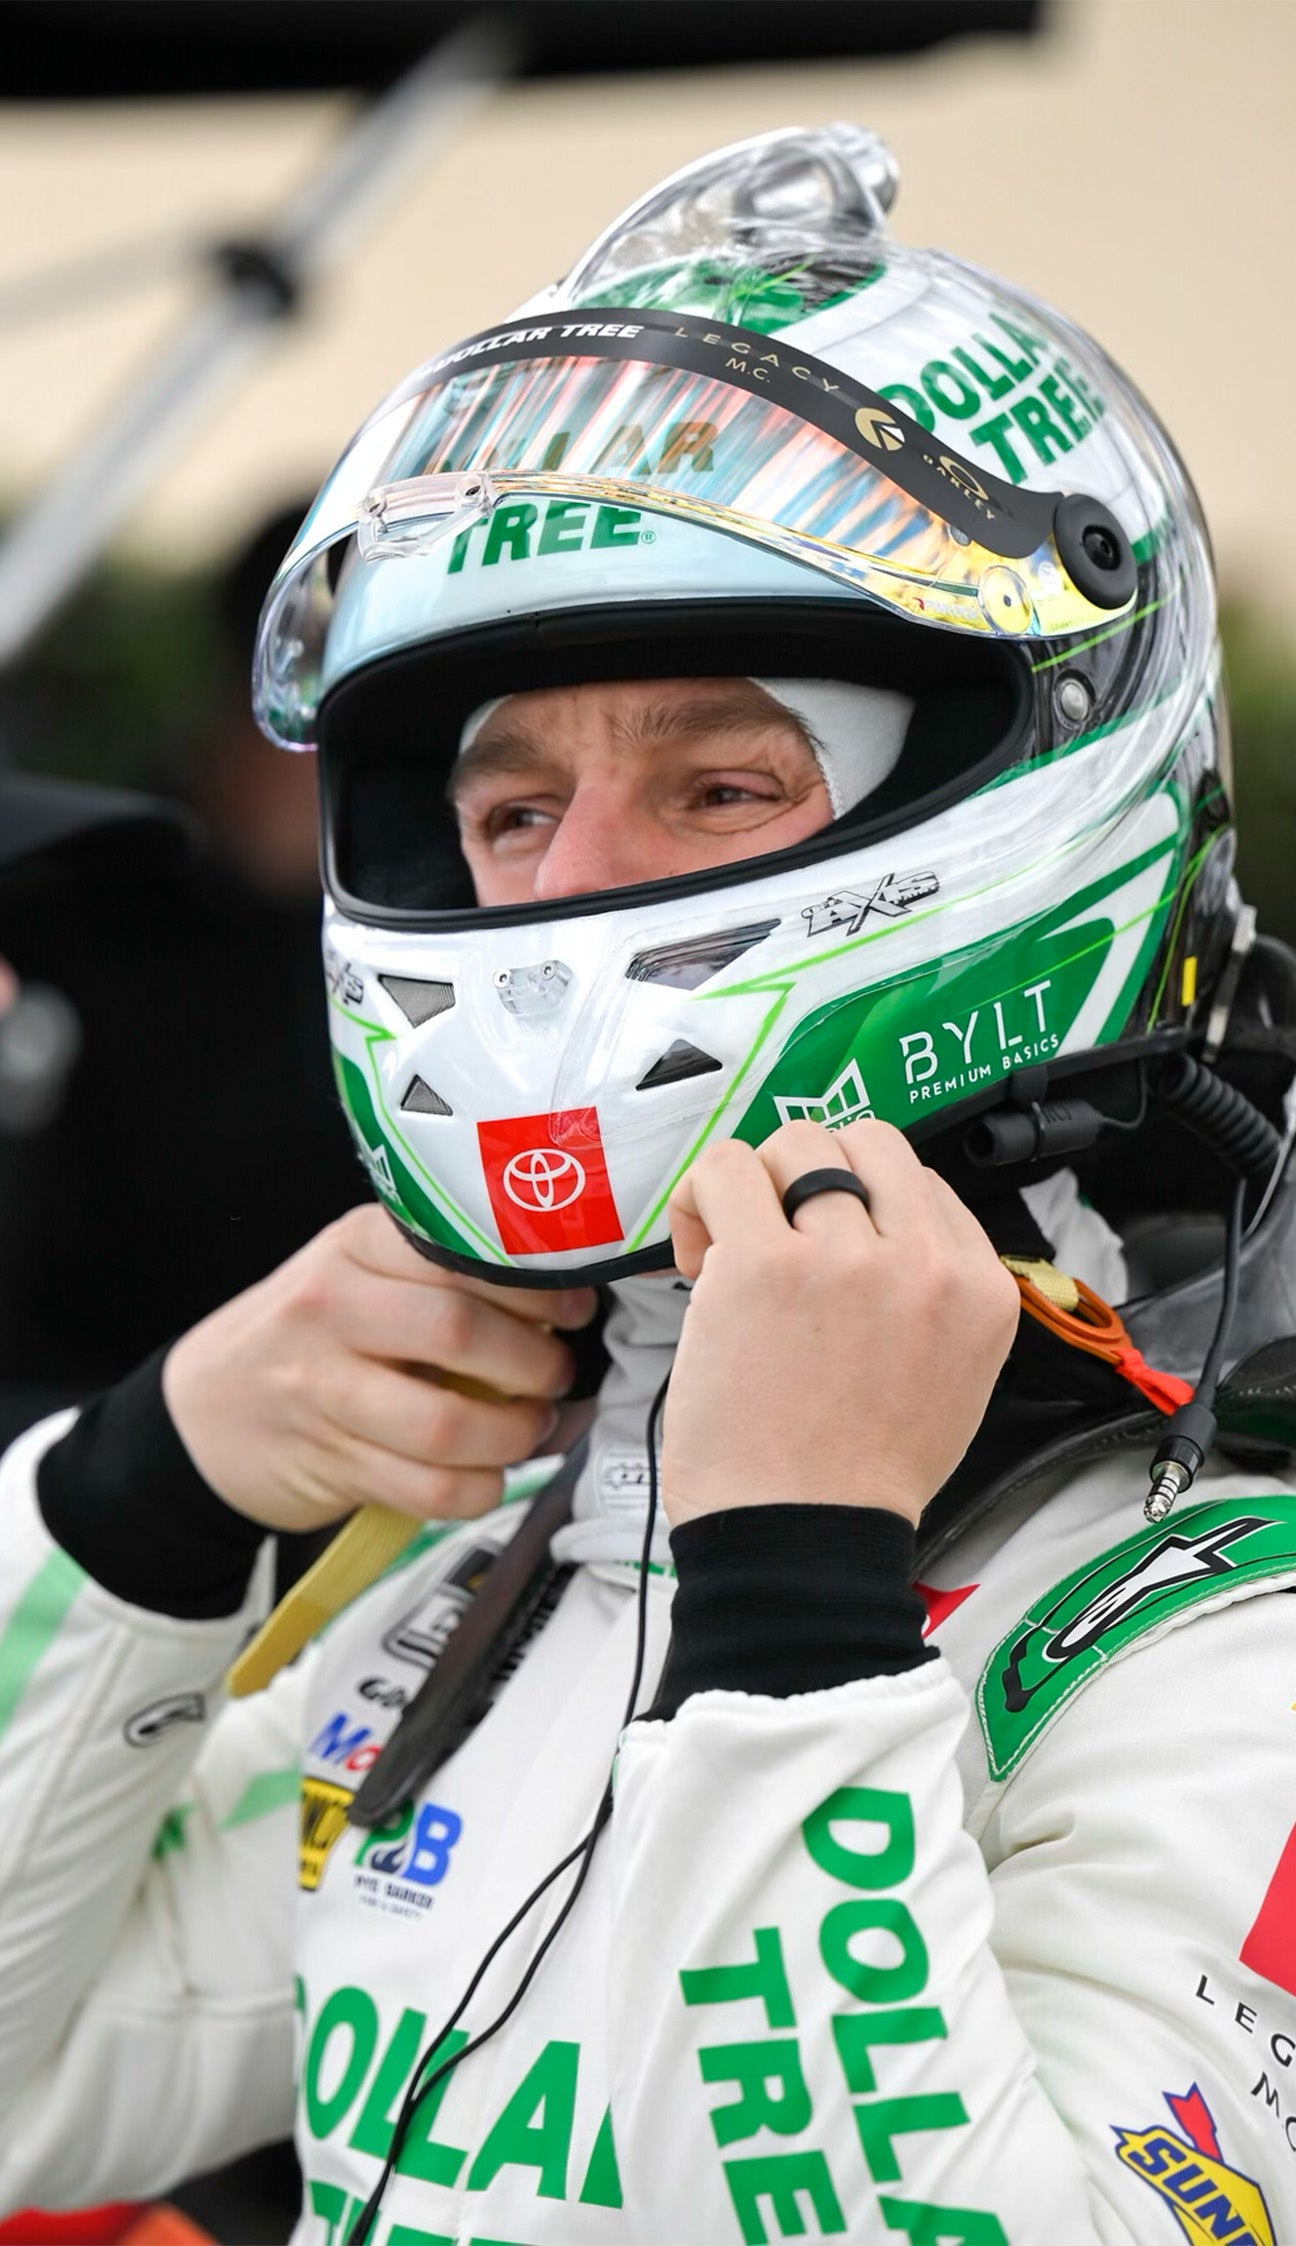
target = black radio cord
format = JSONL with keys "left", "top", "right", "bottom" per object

{"left": 349, "top": 1369, "right": 671, "bottom": 2246}
{"left": 1145, "top": 1177, "right": 1245, "bottom": 1521}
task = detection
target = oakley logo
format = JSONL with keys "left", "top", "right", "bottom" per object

{"left": 854, "top": 406, "right": 905, "bottom": 452}
{"left": 937, "top": 454, "right": 989, "bottom": 503}
{"left": 502, "top": 1147, "right": 587, "bottom": 1211}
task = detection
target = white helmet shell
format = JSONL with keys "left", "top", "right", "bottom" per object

{"left": 263, "top": 125, "right": 1230, "bottom": 1284}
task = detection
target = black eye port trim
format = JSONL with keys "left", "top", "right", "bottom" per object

{"left": 401, "top": 1075, "right": 453, "bottom": 1116}
{"left": 379, "top": 975, "right": 455, "bottom": 1027}
{"left": 636, "top": 1040, "right": 725, "bottom": 1091}
{"left": 626, "top": 919, "right": 781, "bottom": 991}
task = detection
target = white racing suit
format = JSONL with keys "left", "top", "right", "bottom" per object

{"left": 1, "top": 1181, "right": 1295, "bottom": 2246}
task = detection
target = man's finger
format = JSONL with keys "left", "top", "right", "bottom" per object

{"left": 669, "top": 1138, "right": 787, "bottom": 1277}
{"left": 325, "top": 1439, "right": 506, "bottom": 1523}
{"left": 323, "top": 1356, "right": 557, "bottom": 1472}
{"left": 753, "top": 1122, "right": 869, "bottom": 1244}
{"left": 333, "top": 1270, "right": 578, "bottom": 1401}
{"left": 337, "top": 1204, "right": 597, "bottom": 1328}
{"left": 825, "top": 1117, "right": 941, "bottom": 1239}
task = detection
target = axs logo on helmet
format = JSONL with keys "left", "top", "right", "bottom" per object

{"left": 254, "top": 124, "right": 1233, "bottom": 1286}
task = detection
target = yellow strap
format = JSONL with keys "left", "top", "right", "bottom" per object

{"left": 1000, "top": 1254, "right": 1081, "bottom": 1314}
{"left": 227, "top": 1503, "right": 421, "bottom": 1698}
{"left": 226, "top": 1369, "right": 509, "bottom": 1699}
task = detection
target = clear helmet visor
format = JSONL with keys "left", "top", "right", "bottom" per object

{"left": 253, "top": 309, "right": 1137, "bottom": 751}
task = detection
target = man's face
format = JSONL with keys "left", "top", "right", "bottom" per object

{"left": 449, "top": 677, "right": 832, "bottom": 907}
{"left": 0, "top": 958, "right": 15, "bottom": 1020}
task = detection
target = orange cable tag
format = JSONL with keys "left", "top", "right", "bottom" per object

{"left": 1005, "top": 1260, "right": 1194, "bottom": 1415}
{"left": 1112, "top": 1346, "right": 1194, "bottom": 1415}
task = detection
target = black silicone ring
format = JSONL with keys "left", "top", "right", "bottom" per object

{"left": 781, "top": 1168, "right": 872, "bottom": 1225}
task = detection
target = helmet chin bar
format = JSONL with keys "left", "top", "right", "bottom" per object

{"left": 367, "top": 1017, "right": 1288, "bottom": 1298}
{"left": 367, "top": 1033, "right": 1189, "bottom": 1295}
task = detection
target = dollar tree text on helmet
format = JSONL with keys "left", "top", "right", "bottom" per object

{"left": 447, "top": 500, "right": 648, "bottom": 574}
{"left": 877, "top": 313, "right": 1107, "bottom": 487}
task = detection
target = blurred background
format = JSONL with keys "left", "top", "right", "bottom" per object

{"left": 0, "top": 0, "right": 1291, "bottom": 2237}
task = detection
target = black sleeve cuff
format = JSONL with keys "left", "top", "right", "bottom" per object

{"left": 37, "top": 1346, "right": 266, "bottom": 1619}
{"left": 650, "top": 1503, "right": 934, "bottom": 1718}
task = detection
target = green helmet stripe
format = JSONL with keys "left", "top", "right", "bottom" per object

{"left": 331, "top": 1029, "right": 505, "bottom": 1264}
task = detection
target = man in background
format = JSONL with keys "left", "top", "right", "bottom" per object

{"left": 0, "top": 510, "right": 366, "bottom": 1451}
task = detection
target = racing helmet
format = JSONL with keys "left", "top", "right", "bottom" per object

{"left": 254, "top": 125, "right": 1234, "bottom": 1286}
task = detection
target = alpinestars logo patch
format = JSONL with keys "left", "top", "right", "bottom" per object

{"left": 1114, "top": 2082, "right": 1274, "bottom": 2244}
{"left": 1002, "top": 1517, "right": 1267, "bottom": 1701}
{"left": 977, "top": 1498, "right": 1296, "bottom": 1780}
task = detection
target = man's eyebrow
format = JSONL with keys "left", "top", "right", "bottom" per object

{"left": 445, "top": 734, "right": 549, "bottom": 803}
{"left": 447, "top": 692, "right": 814, "bottom": 801}
{"left": 608, "top": 694, "right": 813, "bottom": 752}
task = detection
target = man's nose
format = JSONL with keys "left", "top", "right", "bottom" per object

{"left": 531, "top": 786, "right": 657, "bottom": 900}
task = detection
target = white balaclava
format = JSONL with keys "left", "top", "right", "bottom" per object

{"left": 457, "top": 678, "right": 914, "bottom": 822}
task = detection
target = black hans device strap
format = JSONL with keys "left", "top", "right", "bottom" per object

{"left": 347, "top": 1445, "right": 585, "bottom": 1828}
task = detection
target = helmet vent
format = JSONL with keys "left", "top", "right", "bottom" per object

{"left": 401, "top": 1075, "right": 453, "bottom": 1117}
{"left": 637, "top": 1040, "right": 724, "bottom": 1091}
{"left": 379, "top": 975, "right": 455, "bottom": 1027}
{"left": 626, "top": 919, "right": 779, "bottom": 991}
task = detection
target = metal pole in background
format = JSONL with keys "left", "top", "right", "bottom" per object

{"left": 0, "top": 9, "right": 519, "bottom": 670}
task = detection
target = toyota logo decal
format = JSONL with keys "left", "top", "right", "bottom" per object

{"left": 502, "top": 1146, "right": 587, "bottom": 1212}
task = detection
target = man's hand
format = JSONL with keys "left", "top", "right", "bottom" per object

{"left": 662, "top": 1119, "right": 1019, "bottom": 1530}
{"left": 162, "top": 1206, "right": 595, "bottom": 1534}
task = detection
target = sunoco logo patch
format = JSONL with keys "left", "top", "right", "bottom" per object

{"left": 1114, "top": 2082, "right": 1274, "bottom": 2244}
{"left": 977, "top": 1498, "right": 1296, "bottom": 1780}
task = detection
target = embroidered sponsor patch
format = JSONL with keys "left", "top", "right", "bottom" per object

{"left": 299, "top": 1776, "right": 353, "bottom": 1892}
{"left": 381, "top": 1540, "right": 495, "bottom": 1672}
{"left": 596, "top": 1441, "right": 654, "bottom": 1517}
{"left": 123, "top": 1691, "right": 205, "bottom": 1747}
{"left": 914, "top": 1579, "right": 977, "bottom": 1637}
{"left": 351, "top": 1798, "right": 464, "bottom": 1918}
{"left": 977, "top": 1498, "right": 1296, "bottom": 1780}
{"left": 1113, "top": 2082, "right": 1275, "bottom": 2244}
{"left": 1242, "top": 1815, "right": 1296, "bottom": 2000}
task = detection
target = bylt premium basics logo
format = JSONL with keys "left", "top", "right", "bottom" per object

{"left": 1113, "top": 2083, "right": 1274, "bottom": 2245}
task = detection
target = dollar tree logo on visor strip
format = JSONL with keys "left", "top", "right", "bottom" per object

{"left": 402, "top": 305, "right": 1059, "bottom": 558}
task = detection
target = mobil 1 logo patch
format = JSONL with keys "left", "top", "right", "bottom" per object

{"left": 382, "top": 1542, "right": 495, "bottom": 1672}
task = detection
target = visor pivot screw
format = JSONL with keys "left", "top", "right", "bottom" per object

{"left": 495, "top": 960, "right": 574, "bottom": 1016}
{"left": 1083, "top": 525, "right": 1122, "bottom": 573}
{"left": 1051, "top": 493, "right": 1137, "bottom": 610}
{"left": 1054, "top": 675, "right": 1092, "bottom": 729}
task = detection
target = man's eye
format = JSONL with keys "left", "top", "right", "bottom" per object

{"left": 691, "top": 779, "right": 780, "bottom": 809}
{"left": 477, "top": 803, "right": 555, "bottom": 839}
